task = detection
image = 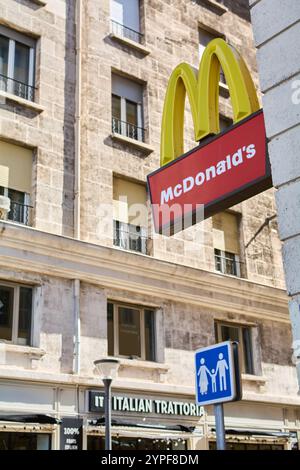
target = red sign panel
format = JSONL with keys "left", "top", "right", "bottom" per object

{"left": 148, "top": 110, "right": 272, "bottom": 235}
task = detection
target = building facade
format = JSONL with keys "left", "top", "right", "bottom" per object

{"left": 249, "top": 0, "right": 300, "bottom": 392}
{"left": 0, "top": 0, "right": 299, "bottom": 450}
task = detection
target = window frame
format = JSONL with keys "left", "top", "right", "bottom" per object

{"left": 214, "top": 248, "right": 241, "bottom": 277}
{"left": 112, "top": 92, "right": 143, "bottom": 140}
{"left": 198, "top": 25, "right": 227, "bottom": 84}
{"left": 0, "top": 25, "right": 35, "bottom": 99}
{"left": 108, "top": 302, "right": 156, "bottom": 361}
{"left": 0, "top": 281, "right": 33, "bottom": 346}
{"left": 215, "top": 321, "right": 254, "bottom": 375}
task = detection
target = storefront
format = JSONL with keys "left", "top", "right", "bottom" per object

{"left": 0, "top": 380, "right": 299, "bottom": 450}
{"left": 86, "top": 390, "right": 205, "bottom": 450}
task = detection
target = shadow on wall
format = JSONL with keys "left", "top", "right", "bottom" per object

{"left": 62, "top": 0, "right": 76, "bottom": 236}
{"left": 221, "top": 0, "right": 251, "bottom": 21}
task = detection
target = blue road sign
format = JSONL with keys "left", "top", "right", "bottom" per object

{"left": 195, "top": 341, "right": 237, "bottom": 406}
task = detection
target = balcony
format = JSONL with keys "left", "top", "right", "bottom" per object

{"left": 113, "top": 221, "right": 148, "bottom": 255}
{"left": 112, "top": 116, "right": 146, "bottom": 143}
{"left": 8, "top": 201, "right": 33, "bottom": 226}
{"left": 0, "top": 74, "right": 36, "bottom": 102}
{"left": 111, "top": 20, "right": 143, "bottom": 44}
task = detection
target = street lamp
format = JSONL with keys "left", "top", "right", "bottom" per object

{"left": 94, "top": 358, "right": 120, "bottom": 450}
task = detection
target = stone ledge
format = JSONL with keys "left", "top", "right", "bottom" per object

{"left": 111, "top": 132, "right": 154, "bottom": 154}
{"left": 118, "top": 358, "right": 169, "bottom": 373}
{"left": 31, "top": 0, "right": 47, "bottom": 5}
{"left": 0, "top": 343, "right": 46, "bottom": 358}
{"left": 242, "top": 373, "right": 267, "bottom": 384}
{"left": 0, "top": 90, "right": 45, "bottom": 113}
{"left": 109, "top": 33, "right": 150, "bottom": 55}
{"left": 200, "top": 0, "right": 228, "bottom": 15}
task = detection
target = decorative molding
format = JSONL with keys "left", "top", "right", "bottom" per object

{"left": 0, "top": 222, "right": 289, "bottom": 324}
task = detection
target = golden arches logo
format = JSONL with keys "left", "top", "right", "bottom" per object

{"left": 160, "top": 38, "right": 260, "bottom": 167}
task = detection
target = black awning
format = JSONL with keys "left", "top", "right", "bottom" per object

{"left": 0, "top": 414, "right": 59, "bottom": 425}
{"left": 89, "top": 417, "right": 195, "bottom": 433}
{"left": 211, "top": 427, "right": 292, "bottom": 438}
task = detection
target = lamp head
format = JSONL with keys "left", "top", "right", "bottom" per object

{"left": 94, "top": 358, "right": 120, "bottom": 380}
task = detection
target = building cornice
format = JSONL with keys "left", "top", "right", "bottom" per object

{"left": 0, "top": 368, "right": 299, "bottom": 408}
{"left": 0, "top": 222, "right": 289, "bottom": 322}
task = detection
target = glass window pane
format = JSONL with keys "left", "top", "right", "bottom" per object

{"left": 112, "top": 94, "right": 121, "bottom": 119}
{"left": 18, "top": 287, "right": 32, "bottom": 345}
{"left": 118, "top": 306, "right": 141, "bottom": 357}
{"left": 220, "top": 324, "right": 239, "bottom": 342}
{"left": 0, "top": 432, "right": 51, "bottom": 450}
{"left": 214, "top": 248, "right": 222, "bottom": 272}
{"left": 144, "top": 309, "right": 155, "bottom": 361}
{"left": 126, "top": 99, "right": 138, "bottom": 126}
{"left": 242, "top": 327, "right": 254, "bottom": 374}
{"left": 7, "top": 189, "right": 25, "bottom": 224}
{"left": 14, "top": 41, "right": 30, "bottom": 84}
{"left": 0, "top": 285, "right": 14, "bottom": 341}
{"left": 0, "top": 35, "right": 9, "bottom": 77}
{"left": 107, "top": 302, "right": 114, "bottom": 356}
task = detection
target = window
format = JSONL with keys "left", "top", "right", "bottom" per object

{"left": 0, "top": 25, "right": 35, "bottom": 101}
{"left": 215, "top": 322, "right": 254, "bottom": 374}
{"left": 212, "top": 212, "right": 241, "bottom": 276}
{"left": 110, "top": 0, "right": 142, "bottom": 43}
{"left": 0, "top": 141, "right": 33, "bottom": 225}
{"left": 112, "top": 74, "right": 145, "bottom": 142}
{"left": 107, "top": 302, "right": 156, "bottom": 361}
{"left": 199, "top": 27, "right": 225, "bottom": 83}
{"left": 88, "top": 435, "right": 187, "bottom": 450}
{"left": 0, "top": 283, "right": 33, "bottom": 345}
{"left": 113, "top": 177, "right": 148, "bottom": 254}
{"left": 0, "top": 432, "right": 51, "bottom": 450}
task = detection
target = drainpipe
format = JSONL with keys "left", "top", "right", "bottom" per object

{"left": 74, "top": 0, "right": 82, "bottom": 239}
{"left": 73, "top": 279, "right": 81, "bottom": 374}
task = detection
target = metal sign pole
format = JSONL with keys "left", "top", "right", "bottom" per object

{"left": 214, "top": 403, "right": 226, "bottom": 450}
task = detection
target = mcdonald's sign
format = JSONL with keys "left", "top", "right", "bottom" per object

{"left": 147, "top": 39, "right": 272, "bottom": 235}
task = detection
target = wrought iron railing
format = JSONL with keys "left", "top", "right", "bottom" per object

{"left": 111, "top": 20, "right": 143, "bottom": 44}
{"left": 8, "top": 201, "right": 33, "bottom": 226}
{"left": 0, "top": 73, "right": 36, "bottom": 102}
{"left": 114, "top": 221, "right": 148, "bottom": 255}
{"left": 112, "top": 116, "right": 146, "bottom": 142}
{"left": 214, "top": 252, "right": 241, "bottom": 277}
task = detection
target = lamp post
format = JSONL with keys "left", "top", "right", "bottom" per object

{"left": 94, "top": 358, "right": 120, "bottom": 450}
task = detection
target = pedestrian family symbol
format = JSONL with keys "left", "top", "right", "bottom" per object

{"left": 194, "top": 341, "right": 238, "bottom": 406}
{"left": 197, "top": 353, "right": 229, "bottom": 395}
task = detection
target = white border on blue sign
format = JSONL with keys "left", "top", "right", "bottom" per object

{"left": 194, "top": 341, "right": 237, "bottom": 406}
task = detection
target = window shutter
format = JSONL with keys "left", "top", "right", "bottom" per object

{"left": 0, "top": 141, "right": 32, "bottom": 193}
{"left": 113, "top": 177, "right": 147, "bottom": 227}
{"left": 212, "top": 212, "right": 240, "bottom": 254}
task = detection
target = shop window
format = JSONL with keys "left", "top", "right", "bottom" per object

{"left": 112, "top": 74, "right": 145, "bottom": 142}
{"left": 0, "top": 25, "right": 36, "bottom": 102}
{"left": 199, "top": 27, "right": 226, "bottom": 83}
{"left": 0, "top": 282, "right": 33, "bottom": 345}
{"left": 0, "top": 432, "right": 51, "bottom": 450}
{"left": 107, "top": 302, "right": 156, "bottom": 361}
{"left": 215, "top": 322, "right": 254, "bottom": 375}
{"left": 88, "top": 435, "right": 187, "bottom": 450}
{"left": 209, "top": 441, "right": 284, "bottom": 450}
{"left": 0, "top": 140, "right": 33, "bottom": 226}
{"left": 113, "top": 177, "right": 148, "bottom": 254}
{"left": 110, "top": 0, "right": 142, "bottom": 44}
{"left": 212, "top": 212, "right": 241, "bottom": 277}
